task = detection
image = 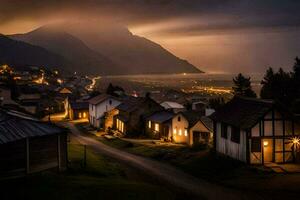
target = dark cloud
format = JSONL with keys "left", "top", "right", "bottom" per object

{"left": 0, "top": 0, "right": 300, "bottom": 31}
{"left": 1, "top": 0, "right": 300, "bottom": 73}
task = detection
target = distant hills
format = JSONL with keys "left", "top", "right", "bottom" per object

{"left": 0, "top": 34, "right": 71, "bottom": 72}
{"left": 10, "top": 27, "right": 119, "bottom": 75}
{"left": 2, "top": 23, "right": 202, "bottom": 75}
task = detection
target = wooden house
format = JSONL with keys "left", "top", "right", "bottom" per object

{"left": 171, "top": 111, "right": 212, "bottom": 146}
{"left": 210, "top": 96, "right": 300, "bottom": 164}
{"left": 88, "top": 94, "right": 122, "bottom": 130}
{"left": 114, "top": 97, "right": 164, "bottom": 136}
{"left": 68, "top": 101, "right": 89, "bottom": 120}
{"left": 145, "top": 111, "right": 174, "bottom": 139}
{"left": 0, "top": 109, "right": 68, "bottom": 178}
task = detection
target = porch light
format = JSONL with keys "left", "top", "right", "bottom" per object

{"left": 292, "top": 137, "right": 300, "bottom": 145}
{"left": 263, "top": 141, "right": 269, "bottom": 147}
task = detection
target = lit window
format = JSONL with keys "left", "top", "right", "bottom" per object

{"left": 179, "top": 129, "right": 182, "bottom": 136}
{"left": 121, "top": 121, "right": 124, "bottom": 133}
{"left": 78, "top": 112, "right": 82, "bottom": 118}
{"left": 173, "top": 128, "right": 177, "bottom": 135}
{"left": 148, "top": 121, "right": 151, "bottom": 128}
{"left": 184, "top": 129, "right": 188, "bottom": 136}
{"left": 83, "top": 112, "right": 87, "bottom": 118}
{"left": 155, "top": 123, "right": 159, "bottom": 132}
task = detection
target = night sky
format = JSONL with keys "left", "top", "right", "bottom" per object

{"left": 1, "top": 0, "right": 300, "bottom": 73}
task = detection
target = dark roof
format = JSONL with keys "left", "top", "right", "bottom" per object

{"left": 146, "top": 111, "right": 174, "bottom": 123}
{"left": 179, "top": 110, "right": 204, "bottom": 128}
{"left": 116, "top": 96, "right": 149, "bottom": 112}
{"left": 0, "top": 109, "right": 66, "bottom": 144}
{"left": 115, "top": 114, "right": 129, "bottom": 122}
{"left": 89, "top": 94, "right": 120, "bottom": 105}
{"left": 210, "top": 96, "right": 276, "bottom": 130}
{"left": 70, "top": 101, "right": 89, "bottom": 110}
{"left": 116, "top": 96, "right": 144, "bottom": 112}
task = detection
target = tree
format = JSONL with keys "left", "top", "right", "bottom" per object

{"left": 260, "top": 67, "right": 275, "bottom": 99}
{"left": 209, "top": 97, "right": 225, "bottom": 110}
{"left": 232, "top": 73, "right": 257, "bottom": 98}
{"left": 106, "top": 83, "right": 125, "bottom": 97}
{"left": 260, "top": 67, "right": 293, "bottom": 105}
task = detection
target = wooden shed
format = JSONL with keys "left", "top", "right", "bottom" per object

{"left": 0, "top": 109, "right": 68, "bottom": 178}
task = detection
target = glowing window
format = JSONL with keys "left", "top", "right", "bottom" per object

{"left": 179, "top": 129, "right": 182, "bottom": 136}
{"left": 78, "top": 112, "right": 82, "bottom": 118}
{"left": 184, "top": 129, "right": 188, "bottom": 136}
{"left": 173, "top": 128, "right": 177, "bottom": 135}
{"left": 155, "top": 123, "right": 159, "bottom": 132}
{"left": 148, "top": 121, "right": 151, "bottom": 128}
{"left": 83, "top": 112, "right": 87, "bottom": 118}
{"left": 121, "top": 121, "right": 124, "bottom": 133}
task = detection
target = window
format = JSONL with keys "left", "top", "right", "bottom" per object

{"left": 184, "top": 129, "right": 188, "bottom": 137}
{"left": 148, "top": 121, "right": 152, "bottom": 128}
{"left": 179, "top": 129, "right": 182, "bottom": 136}
{"left": 231, "top": 126, "right": 240, "bottom": 144}
{"left": 251, "top": 138, "right": 261, "bottom": 152}
{"left": 155, "top": 123, "right": 159, "bottom": 132}
{"left": 173, "top": 128, "right": 177, "bottom": 135}
{"left": 78, "top": 112, "right": 82, "bottom": 119}
{"left": 178, "top": 116, "right": 181, "bottom": 122}
{"left": 221, "top": 123, "right": 227, "bottom": 139}
{"left": 109, "top": 100, "right": 112, "bottom": 105}
{"left": 83, "top": 112, "right": 87, "bottom": 118}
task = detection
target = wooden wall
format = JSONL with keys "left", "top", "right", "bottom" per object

{"left": 0, "top": 133, "right": 67, "bottom": 178}
{"left": 215, "top": 122, "right": 247, "bottom": 162}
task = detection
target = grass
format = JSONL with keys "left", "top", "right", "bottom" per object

{"left": 73, "top": 122, "right": 300, "bottom": 199}
{"left": 98, "top": 137, "right": 300, "bottom": 199}
{"left": 0, "top": 143, "right": 176, "bottom": 200}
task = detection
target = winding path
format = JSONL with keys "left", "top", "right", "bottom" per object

{"left": 63, "top": 121, "right": 262, "bottom": 200}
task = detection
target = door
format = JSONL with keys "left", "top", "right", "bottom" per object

{"left": 193, "top": 131, "right": 201, "bottom": 145}
{"left": 263, "top": 139, "right": 273, "bottom": 163}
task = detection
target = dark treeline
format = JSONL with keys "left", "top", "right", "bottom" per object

{"left": 232, "top": 57, "right": 300, "bottom": 113}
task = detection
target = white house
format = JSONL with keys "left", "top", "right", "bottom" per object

{"left": 210, "top": 96, "right": 300, "bottom": 164}
{"left": 88, "top": 94, "right": 122, "bottom": 129}
{"left": 171, "top": 111, "right": 212, "bottom": 146}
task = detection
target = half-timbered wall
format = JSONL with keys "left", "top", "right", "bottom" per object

{"left": 250, "top": 109, "right": 297, "bottom": 164}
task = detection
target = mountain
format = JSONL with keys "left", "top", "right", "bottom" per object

{"left": 66, "top": 23, "right": 202, "bottom": 74}
{"left": 7, "top": 23, "right": 202, "bottom": 75}
{"left": 10, "top": 26, "right": 119, "bottom": 75}
{"left": 0, "top": 34, "right": 71, "bottom": 73}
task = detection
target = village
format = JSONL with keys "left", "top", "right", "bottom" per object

{"left": 0, "top": 63, "right": 300, "bottom": 200}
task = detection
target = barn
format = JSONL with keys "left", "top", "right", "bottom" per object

{"left": 0, "top": 109, "right": 68, "bottom": 178}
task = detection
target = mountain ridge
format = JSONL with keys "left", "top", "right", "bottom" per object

{"left": 3, "top": 23, "right": 203, "bottom": 75}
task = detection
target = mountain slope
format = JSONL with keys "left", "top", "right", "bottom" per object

{"left": 67, "top": 23, "right": 202, "bottom": 74}
{"left": 10, "top": 26, "right": 119, "bottom": 75}
{"left": 0, "top": 34, "right": 71, "bottom": 73}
